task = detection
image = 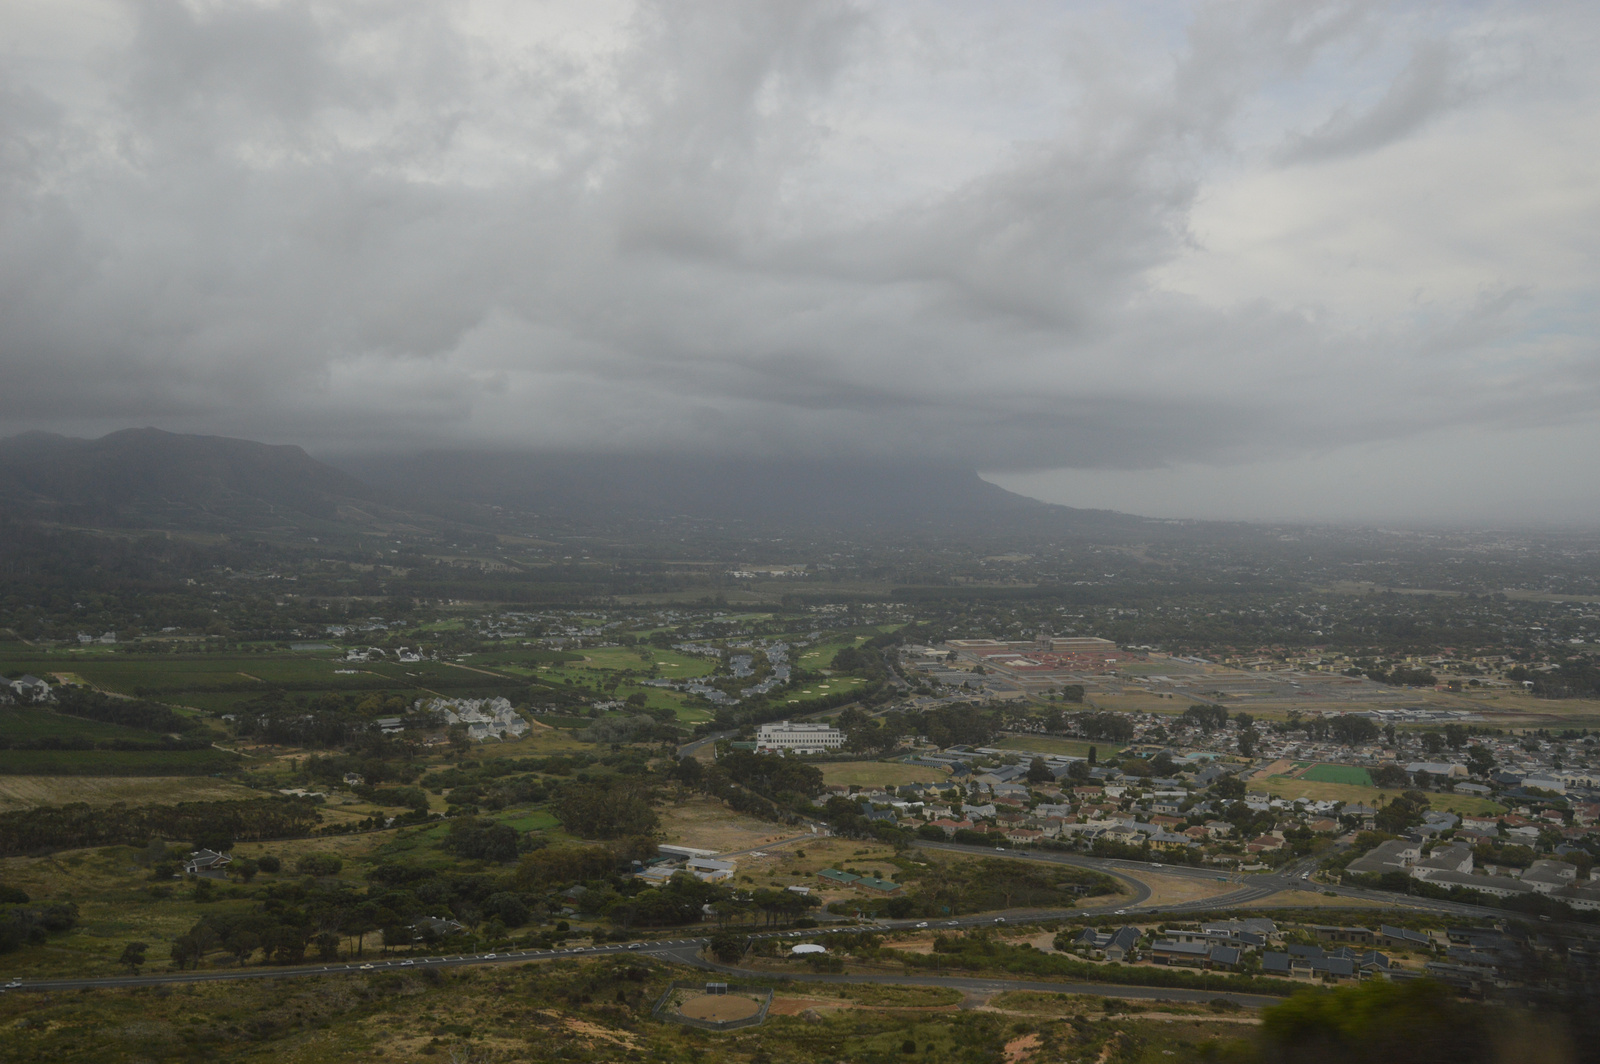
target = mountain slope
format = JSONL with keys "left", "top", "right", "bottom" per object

{"left": 0, "top": 428, "right": 381, "bottom": 529}
{"left": 333, "top": 450, "right": 1153, "bottom": 537}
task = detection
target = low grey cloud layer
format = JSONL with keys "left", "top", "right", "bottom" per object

{"left": 2, "top": 0, "right": 1598, "bottom": 520}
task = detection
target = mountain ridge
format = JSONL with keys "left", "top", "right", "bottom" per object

{"left": 0, "top": 428, "right": 1163, "bottom": 538}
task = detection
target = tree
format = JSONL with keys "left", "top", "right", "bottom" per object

{"left": 553, "top": 779, "right": 659, "bottom": 839}
{"left": 1467, "top": 744, "right": 1496, "bottom": 777}
{"left": 1329, "top": 715, "right": 1380, "bottom": 744}
{"left": 1213, "top": 776, "right": 1246, "bottom": 800}
{"left": 224, "top": 929, "right": 259, "bottom": 966}
{"left": 1237, "top": 727, "right": 1259, "bottom": 759}
{"left": 709, "top": 930, "right": 745, "bottom": 962}
{"left": 1026, "top": 757, "right": 1053, "bottom": 784}
{"left": 1421, "top": 732, "right": 1445, "bottom": 756}
{"left": 1066, "top": 760, "right": 1091, "bottom": 783}
{"left": 669, "top": 756, "right": 704, "bottom": 786}
{"left": 296, "top": 854, "right": 344, "bottom": 877}
{"left": 118, "top": 941, "right": 148, "bottom": 974}
{"left": 1257, "top": 977, "right": 1492, "bottom": 1064}
{"left": 1371, "top": 764, "right": 1410, "bottom": 788}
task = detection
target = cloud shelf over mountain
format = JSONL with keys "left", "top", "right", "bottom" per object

{"left": 2, "top": 0, "right": 1597, "bottom": 522}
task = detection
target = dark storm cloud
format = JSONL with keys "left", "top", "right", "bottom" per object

{"left": 0, "top": 0, "right": 1596, "bottom": 480}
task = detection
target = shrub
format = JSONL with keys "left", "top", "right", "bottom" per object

{"left": 296, "top": 853, "right": 344, "bottom": 877}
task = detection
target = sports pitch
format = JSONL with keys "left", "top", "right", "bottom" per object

{"left": 1298, "top": 764, "right": 1374, "bottom": 786}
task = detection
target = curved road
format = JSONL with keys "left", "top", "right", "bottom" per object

{"left": 3, "top": 840, "right": 1575, "bottom": 1004}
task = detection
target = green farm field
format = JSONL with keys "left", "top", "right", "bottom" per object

{"left": 0, "top": 746, "right": 240, "bottom": 776}
{"left": 0, "top": 707, "right": 167, "bottom": 743}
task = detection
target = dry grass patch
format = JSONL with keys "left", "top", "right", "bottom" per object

{"left": 657, "top": 796, "right": 802, "bottom": 854}
{"left": 1123, "top": 871, "right": 1243, "bottom": 907}
{"left": 1253, "top": 778, "right": 1503, "bottom": 815}
{"left": 1237, "top": 888, "right": 1397, "bottom": 909}
{"left": 0, "top": 775, "right": 262, "bottom": 812}
{"left": 1089, "top": 692, "right": 1181, "bottom": 713}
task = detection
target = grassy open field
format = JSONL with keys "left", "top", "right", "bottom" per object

{"left": 657, "top": 796, "right": 807, "bottom": 854}
{"left": 817, "top": 761, "right": 950, "bottom": 788}
{"left": 0, "top": 775, "right": 262, "bottom": 812}
{"left": 493, "top": 809, "right": 561, "bottom": 832}
{"left": 1298, "top": 763, "right": 1375, "bottom": 786}
{"left": 1254, "top": 777, "right": 1504, "bottom": 815}
{"left": 1121, "top": 870, "right": 1242, "bottom": 907}
{"left": 992, "top": 736, "right": 1127, "bottom": 758}
{"left": 780, "top": 676, "right": 867, "bottom": 702}
{"left": 1089, "top": 691, "right": 1192, "bottom": 713}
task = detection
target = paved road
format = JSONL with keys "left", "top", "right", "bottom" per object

{"left": 4, "top": 839, "right": 1578, "bottom": 1001}
{"left": 676, "top": 730, "right": 738, "bottom": 758}
{"left": 1, "top": 924, "right": 1274, "bottom": 1007}
{"left": 714, "top": 834, "right": 819, "bottom": 859}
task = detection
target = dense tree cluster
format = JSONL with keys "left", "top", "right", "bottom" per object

{"left": 0, "top": 901, "right": 78, "bottom": 954}
{"left": 234, "top": 692, "right": 431, "bottom": 748}
{"left": 49, "top": 688, "right": 203, "bottom": 734}
{"left": 0, "top": 799, "right": 322, "bottom": 857}
{"left": 551, "top": 778, "right": 659, "bottom": 839}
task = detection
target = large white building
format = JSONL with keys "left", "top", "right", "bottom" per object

{"left": 756, "top": 720, "right": 844, "bottom": 755}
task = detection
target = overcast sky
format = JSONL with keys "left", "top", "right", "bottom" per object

{"left": 2, "top": 0, "right": 1598, "bottom": 525}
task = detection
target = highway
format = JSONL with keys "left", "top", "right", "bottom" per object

{"left": 0, "top": 921, "right": 1278, "bottom": 1008}
{"left": 2, "top": 839, "right": 1569, "bottom": 1004}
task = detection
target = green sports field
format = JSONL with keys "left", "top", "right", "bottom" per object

{"left": 1299, "top": 763, "right": 1374, "bottom": 786}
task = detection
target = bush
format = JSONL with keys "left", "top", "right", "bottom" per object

{"left": 296, "top": 853, "right": 344, "bottom": 877}
{"left": 256, "top": 855, "right": 281, "bottom": 874}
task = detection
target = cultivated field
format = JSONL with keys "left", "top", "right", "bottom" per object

{"left": 0, "top": 747, "right": 240, "bottom": 776}
{"left": 0, "top": 775, "right": 261, "bottom": 812}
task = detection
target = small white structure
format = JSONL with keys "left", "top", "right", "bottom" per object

{"left": 756, "top": 721, "right": 844, "bottom": 755}
{"left": 790, "top": 944, "right": 828, "bottom": 956}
